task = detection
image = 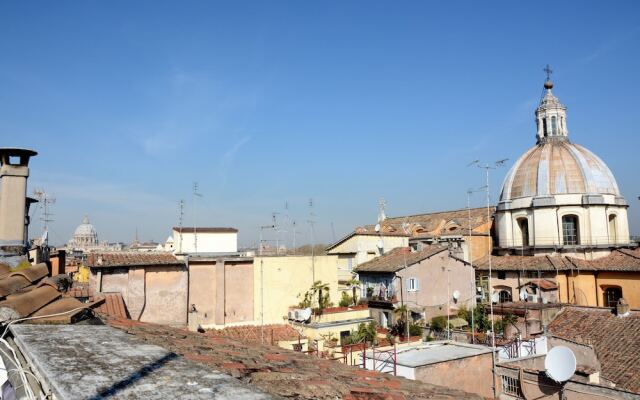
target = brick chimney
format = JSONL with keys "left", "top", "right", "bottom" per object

{"left": 0, "top": 148, "right": 37, "bottom": 255}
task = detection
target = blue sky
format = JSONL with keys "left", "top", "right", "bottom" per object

{"left": 1, "top": 1, "right": 639, "bottom": 247}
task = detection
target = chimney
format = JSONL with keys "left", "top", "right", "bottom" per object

{"left": 615, "top": 298, "right": 630, "bottom": 317}
{"left": 0, "top": 148, "right": 37, "bottom": 255}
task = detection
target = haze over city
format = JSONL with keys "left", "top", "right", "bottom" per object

{"left": 1, "top": 1, "right": 639, "bottom": 247}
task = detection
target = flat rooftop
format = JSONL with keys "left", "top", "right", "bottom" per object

{"left": 367, "top": 341, "right": 494, "bottom": 368}
{"left": 11, "top": 324, "right": 272, "bottom": 400}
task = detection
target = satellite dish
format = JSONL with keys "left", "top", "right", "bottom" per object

{"left": 452, "top": 290, "right": 460, "bottom": 301}
{"left": 491, "top": 292, "right": 500, "bottom": 304}
{"left": 374, "top": 223, "right": 381, "bottom": 232}
{"left": 519, "top": 291, "right": 527, "bottom": 301}
{"left": 545, "top": 346, "right": 577, "bottom": 383}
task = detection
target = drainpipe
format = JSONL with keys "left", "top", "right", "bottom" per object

{"left": 186, "top": 255, "right": 190, "bottom": 328}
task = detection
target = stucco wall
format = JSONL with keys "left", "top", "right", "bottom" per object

{"left": 141, "top": 266, "right": 188, "bottom": 326}
{"left": 223, "top": 261, "right": 254, "bottom": 323}
{"left": 92, "top": 265, "right": 188, "bottom": 327}
{"left": 396, "top": 254, "right": 475, "bottom": 320}
{"left": 566, "top": 272, "right": 598, "bottom": 306}
{"left": 596, "top": 272, "right": 640, "bottom": 308}
{"left": 414, "top": 352, "right": 494, "bottom": 398}
{"left": 254, "top": 255, "right": 339, "bottom": 325}
{"left": 187, "top": 262, "right": 217, "bottom": 330}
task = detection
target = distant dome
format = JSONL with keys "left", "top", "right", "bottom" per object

{"left": 69, "top": 215, "right": 99, "bottom": 249}
{"left": 74, "top": 216, "right": 97, "bottom": 237}
{"left": 500, "top": 141, "right": 620, "bottom": 201}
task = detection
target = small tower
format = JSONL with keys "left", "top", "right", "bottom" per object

{"left": 535, "top": 65, "right": 569, "bottom": 143}
{"left": 0, "top": 148, "right": 38, "bottom": 252}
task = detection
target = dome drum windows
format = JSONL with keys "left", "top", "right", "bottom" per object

{"left": 608, "top": 214, "right": 618, "bottom": 244}
{"left": 516, "top": 217, "right": 530, "bottom": 247}
{"left": 562, "top": 215, "right": 580, "bottom": 246}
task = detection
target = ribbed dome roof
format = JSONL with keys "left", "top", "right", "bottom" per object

{"left": 500, "top": 140, "right": 620, "bottom": 201}
{"left": 74, "top": 216, "right": 97, "bottom": 236}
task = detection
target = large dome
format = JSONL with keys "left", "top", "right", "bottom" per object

{"left": 500, "top": 140, "right": 620, "bottom": 201}
{"left": 73, "top": 216, "right": 97, "bottom": 237}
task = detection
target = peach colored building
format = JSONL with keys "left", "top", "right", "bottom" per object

{"left": 355, "top": 246, "right": 475, "bottom": 327}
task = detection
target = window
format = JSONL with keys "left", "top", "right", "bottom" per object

{"left": 347, "top": 258, "right": 353, "bottom": 271}
{"left": 604, "top": 287, "right": 622, "bottom": 307}
{"left": 499, "top": 290, "right": 512, "bottom": 303}
{"left": 517, "top": 218, "right": 529, "bottom": 247}
{"left": 608, "top": 214, "right": 618, "bottom": 244}
{"left": 551, "top": 116, "right": 558, "bottom": 135}
{"left": 501, "top": 375, "right": 523, "bottom": 398}
{"left": 497, "top": 271, "right": 506, "bottom": 280}
{"left": 407, "top": 278, "right": 419, "bottom": 292}
{"left": 562, "top": 215, "right": 579, "bottom": 245}
{"left": 543, "top": 118, "right": 548, "bottom": 137}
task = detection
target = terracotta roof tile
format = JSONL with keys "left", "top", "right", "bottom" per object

{"left": 206, "top": 324, "right": 301, "bottom": 344}
{"left": 94, "top": 292, "right": 129, "bottom": 319}
{"left": 475, "top": 249, "right": 640, "bottom": 272}
{"left": 548, "top": 307, "right": 640, "bottom": 394}
{"left": 87, "top": 252, "right": 183, "bottom": 268}
{"left": 30, "top": 297, "right": 88, "bottom": 324}
{"left": 0, "top": 285, "right": 61, "bottom": 318}
{"left": 104, "top": 317, "right": 480, "bottom": 399}
{"left": 355, "top": 246, "right": 448, "bottom": 273}
{"left": 328, "top": 207, "right": 494, "bottom": 251}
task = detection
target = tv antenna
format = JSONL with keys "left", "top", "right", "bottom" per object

{"left": 193, "top": 182, "right": 203, "bottom": 253}
{"left": 178, "top": 199, "right": 184, "bottom": 253}
{"left": 32, "top": 188, "right": 56, "bottom": 245}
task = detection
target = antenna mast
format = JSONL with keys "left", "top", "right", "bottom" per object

{"left": 193, "top": 182, "right": 203, "bottom": 253}
{"left": 178, "top": 199, "right": 184, "bottom": 253}
{"left": 33, "top": 188, "right": 56, "bottom": 245}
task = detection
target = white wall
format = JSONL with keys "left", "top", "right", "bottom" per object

{"left": 173, "top": 231, "right": 237, "bottom": 254}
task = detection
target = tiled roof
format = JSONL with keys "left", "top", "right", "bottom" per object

{"left": 206, "top": 324, "right": 301, "bottom": 344}
{"left": 517, "top": 278, "right": 558, "bottom": 290}
{"left": 548, "top": 307, "right": 640, "bottom": 394}
{"left": 0, "top": 263, "right": 90, "bottom": 322}
{"left": 567, "top": 248, "right": 640, "bottom": 271}
{"left": 328, "top": 207, "right": 493, "bottom": 251}
{"left": 474, "top": 254, "right": 571, "bottom": 271}
{"left": 172, "top": 227, "right": 238, "bottom": 233}
{"left": 86, "top": 252, "right": 183, "bottom": 268}
{"left": 67, "top": 286, "right": 129, "bottom": 319}
{"left": 355, "top": 246, "right": 448, "bottom": 273}
{"left": 105, "top": 317, "right": 480, "bottom": 399}
{"left": 474, "top": 248, "right": 640, "bottom": 272}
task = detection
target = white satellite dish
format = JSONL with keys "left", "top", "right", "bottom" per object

{"left": 452, "top": 290, "right": 460, "bottom": 301}
{"left": 519, "top": 291, "right": 527, "bottom": 301}
{"left": 545, "top": 346, "right": 577, "bottom": 383}
{"left": 374, "top": 223, "right": 381, "bottom": 232}
{"left": 491, "top": 292, "right": 500, "bottom": 304}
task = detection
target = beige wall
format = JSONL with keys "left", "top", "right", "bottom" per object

{"left": 92, "top": 265, "right": 188, "bottom": 327}
{"left": 187, "top": 260, "right": 254, "bottom": 330}
{"left": 396, "top": 254, "right": 475, "bottom": 320}
{"left": 254, "top": 255, "right": 339, "bottom": 325}
{"left": 142, "top": 266, "right": 188, "bottom": 326}
{"left": 414, "top": 352, "right": 494, "bottom": 399}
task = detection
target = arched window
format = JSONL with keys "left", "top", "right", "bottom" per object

{"left": 543, "top": 118, "right": 548, "bottom": 137}
{"left": 608, "top": 214, "right": 618, "bottom": 244}
{"left": 499, "top": 290, "right": 512, "bottom": 303}
{"left": 604, "top": 287, "right": 622, "bottom": 307}
{"left": 551, "top": 116, "right": 558, "bottom": 135}
{"left": 517, "top": 218, "right": 529, "bottom": 247}
{"left": 562, "top": 215, "right": 579, "bottom": 245}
